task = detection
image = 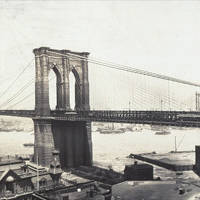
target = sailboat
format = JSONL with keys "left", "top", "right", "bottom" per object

{"left": 99, "top": 123, "right": 125, "bottom": 134}
{"left": 155, "top": 126, "right": 171, "bottom": 135}
{"left": 170, "top": 135, "right": 194, "bottom": 153}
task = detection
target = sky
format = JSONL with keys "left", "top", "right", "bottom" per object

{"left": 0, "top": 0, "right": 200, "bottom": 110}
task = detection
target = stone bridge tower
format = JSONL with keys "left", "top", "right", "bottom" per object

{"left": 33, "top": 47, "right": 92, "bottom": 168}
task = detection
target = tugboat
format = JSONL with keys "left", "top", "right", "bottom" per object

{"left": 155, "top": 130, "right": 171, "bottom": 135}
{"left": 23, "top": 143, "right": 34, "bottom": 147}
{"left": 154, "top": 125, "right": 171, "bottom": 135}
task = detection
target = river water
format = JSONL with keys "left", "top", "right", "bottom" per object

{"left": 92, "top": 126, "right": 200, "bottom": 177}
{"left": 0, "top": 124, "right": 200, "bottom": 178}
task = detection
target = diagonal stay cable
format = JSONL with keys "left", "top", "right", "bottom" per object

{"left": 0, "top": 58, "right": 34, "bottom": 98}
{"left": 0, "top": 78, "right": 34, "bottom": 109}
{"left": 6, "top": 76, "right": 56, "bottom": 109}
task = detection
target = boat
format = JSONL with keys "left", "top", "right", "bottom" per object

{"left": 169, "top": 136, "right": 193, "bottom": 153}
{"left": 176, "top": 172, "right": 183, "bottom": 176}
{"left": 98, "top": 123, "right": 125, "bottom": 134}
{"left": 134, "top": 127, "right": 143, "bottom": 132}
{"left": 154, "top": 125, "right": 171, "bottom": 135}
{"left": 125, "top": 127, "right": 134, "bottom": 132}
{"left": 23, "top": 143, "right": 34, "bottom": 147}
{"left": 170, "top": 150, "right": 194, "bottom": 153}
{"left": 155, "top": 130, "right": 171, "bottom": 135}
{"left": 151, "top": 125, "right": 163, "bottom": 131}
{"left": 99, "top": 128, "right": 125, "bottom": 134}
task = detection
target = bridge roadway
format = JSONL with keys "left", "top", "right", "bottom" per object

{"left": 0, "top": 110, "right": 200, "bottom": 127}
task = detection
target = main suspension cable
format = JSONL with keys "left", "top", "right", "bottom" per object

{"left": 45, "top": 50, "right": 200, "bottom": 87}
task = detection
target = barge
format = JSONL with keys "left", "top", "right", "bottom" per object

{"left": 129, "top": 152, "right": 194, "bottom": 171}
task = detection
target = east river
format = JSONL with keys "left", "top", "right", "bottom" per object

{"left": 0, "top": 124, "right": 200, "bottom": 179}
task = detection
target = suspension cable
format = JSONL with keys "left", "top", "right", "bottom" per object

{"left": 5, "top": 50, "right": 197, "bottom": 110}
{"left": 45, "top": 50, "right": 200, "bottom": 88}
{"left": 6, "top": 76, "right": 56, "bottom": 109}
{"left": 0, "top": 78, "right": 34, "bottom": 109}
{"left": 7, "top": 91, "right": 34, "bottom": 109}
{"left": 0, "top": 58, "right": 34, "bottom": 98}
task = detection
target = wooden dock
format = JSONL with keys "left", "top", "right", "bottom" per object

{"left": 129, "top": 153, "right": 194, "bottom": 171}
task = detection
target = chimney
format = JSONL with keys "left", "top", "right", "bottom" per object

{"left": 49, "top": 150, "right": 62, "bottom": 186}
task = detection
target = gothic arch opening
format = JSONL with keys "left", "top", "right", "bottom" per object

{"left": 69, "top": 68, "right": 81, "bottom": 111}
{"left": 69, "top": 72, "right": 76, "bottom": 110}
{"left": 49, "top": 70, "right": 56, "bottom": 110}
{"left": 49, "top": 66, "right": 62, "bottom": 110}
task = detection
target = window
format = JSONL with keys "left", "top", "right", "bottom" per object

{"left": 63, "top": 196, "right": 69, "bottom": 200}
{"left": 39, "top": 178, "right": 47, "bottom": 188}
{"left": 6, "top": 182, "right": 14, "bottom": 193}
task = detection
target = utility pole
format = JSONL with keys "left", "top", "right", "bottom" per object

{"left": 175, "top": 136, "right": 177, "bottom": 152}
{"left": 36, "top": 153, "right": 39, "bottom": 191}
{"left": 168, "top": 81, "right": 171, "bottom": 111}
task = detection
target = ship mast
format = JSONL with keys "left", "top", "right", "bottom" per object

{"left": 175, "top": 136, "right": 177, "bottom": 152}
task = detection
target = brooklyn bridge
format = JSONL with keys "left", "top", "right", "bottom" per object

{"left": 0, "top": 47, "right": 200, "bottom": 169}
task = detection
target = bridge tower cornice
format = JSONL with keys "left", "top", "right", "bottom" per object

{"left": 33, "top": 47, "right": 51, "bottom": 56}
{"left": 33, "top": 47, "right": 90, "bottom": 58}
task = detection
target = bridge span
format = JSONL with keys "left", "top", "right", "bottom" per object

{"left": 1, "top": 47, "right": 200, "bottom": 169}
{"left": 1, "top": 110, "right": 200, "bottom": 127}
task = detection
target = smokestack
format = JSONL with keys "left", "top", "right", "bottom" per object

{"left": 195, "top": 146, "right": 200, "bottom": 175}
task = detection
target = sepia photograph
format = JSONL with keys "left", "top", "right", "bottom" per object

{"left": 0, "top": 0, "right": 200, "bottom": 199}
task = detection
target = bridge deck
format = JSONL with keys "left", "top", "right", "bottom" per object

{"left": 0, "top": 110, "right": 200, "bottom": 127}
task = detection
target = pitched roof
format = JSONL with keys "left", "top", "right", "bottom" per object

{"left": 0, "top": 169, "right": 20, "bottom": 183}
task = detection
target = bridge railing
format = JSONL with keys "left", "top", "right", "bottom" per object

{"left": 76, "top": 110, "right": 200, "bottom": 124}
{"left": 0, "top": 110, "right": 35, "bottom": 117}
{"left": 1, "top": 109, "right": 200, "bottom": 127}
{"left": 77, "top": 110, "right": 182, "bottom": 121}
